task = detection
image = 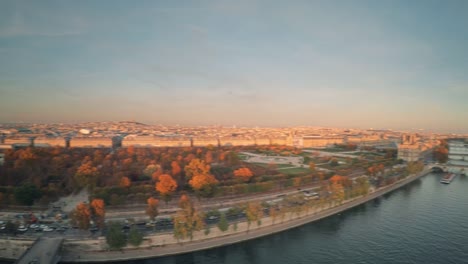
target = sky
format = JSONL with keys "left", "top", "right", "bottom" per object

{"left": 0, "top": 0, "right": 467, "bottom": 132}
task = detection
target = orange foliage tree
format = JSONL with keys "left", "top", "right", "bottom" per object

{"left": 70, "top": 202, "right": 91, "bottom": 230}
{"left": 74, "top": 162, "right": 98, "bottom": 188}
{"left": 233, "top": 167, "right": 254, "bottom": 182}
{"left": 171, "top": 161, "right": 181, "bottom": 176}
{"left": 146, "top": 197, "right": 159, "bottom": 221}
{"left": 90, "top": 198, "right": 105, "bottom": 228}
{"left": 189, "top": 174, "right": 218, "bottom": 198}
{"left": 184, "top": 159, "right": 211, "bottom": 179}
{"left": 119, "top": 176, "right": 131, "bottom": 188}
{"left": 156, "top": 174, "right": 178, "bottom": 204}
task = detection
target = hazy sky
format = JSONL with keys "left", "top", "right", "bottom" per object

{"left": 1, "top": 0, "right": 467, "bottom": 132}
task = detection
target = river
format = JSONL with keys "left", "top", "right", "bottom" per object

{"left": 129, "top": 173, "right": 468, "bottom": 264}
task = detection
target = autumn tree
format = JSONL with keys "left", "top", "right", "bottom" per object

{"left": 70, "top": 202, "right": 91, "bottom": 230}
{"left": 90, "top": 198, "right": 105, "bottom": 228}
{"left": 189, "top": 174, "right": 219, "bottom": 198}
{"left": 185, "top": 159, "right": 218, "bottom": 198}
{"left": 156, "top": 174, "right": 178, "bottom": 204}
{"left": 245, "top": 202, "right": 263, "bottom": 231}
{"left": 171, "top": 161, "right": 181, "bottom": 177}
{"left": 434, "top": 142, "right": 448, "bottom": 163}
{"left": 144, "top": 164, "right": 159, "bottom": 178}
{"left": 173, "top": 195, "right": 204, "bottom": 241}
{"left": 233, "top": 167, "right": 254, "bottom": 182}
{"left": 74, "top": 161, "right": 98, "bottom": 189}
{"left": 184, "top": 159, "right": 210, "bottom": 179}
{"left": 205, "top": 151, "right": 213, "bottom": 164}
{"left": 330, "top": 183, "right": 345, "bottom": 205}
{"left": 146, "top": 197, "right": 159, "bottom": 221}
{"left": 119, "top": 176, "right": 131, "bottom": 188}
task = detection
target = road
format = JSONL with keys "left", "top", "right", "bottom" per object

{"left": 15, "top": 237, "right": 63, "bottom": 264}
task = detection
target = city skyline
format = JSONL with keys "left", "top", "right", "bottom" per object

{"left": 1, "top": 1, "right": 468, "bottom": 132}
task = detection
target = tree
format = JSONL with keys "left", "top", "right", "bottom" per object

{"left": 128, "top": 226, "right": 143, "bottom": 246}
{"left": 407, "top": 161, "right": 424, "bottom": 175}
{"left": 189, "top": 174, "right": 219, "bottom": 198}
{"left": 146, "top": 197, "right": 159, "bottom": 221}
{"left": 171, "top": 161, "right": 181, "bottom": 176}
{"left": 144, "top": 164, "right": 159, "bottom": 177}
{"left": 90, "top": 199, "right": 105, "bottom": 228}
{"left": 270, "top": 206, "right": 279, "bottom": 224}
{"left": 74, "top": 162, "right": 98, "bottom": 188}
{"left": 330, "top": 183, "right": 345, "bottom": 205}
{"left": 14, "top": 184, "right": 41, "bottom": 206}
{"left": 434, "top": 141, "right": 448, "bottom": 163}
{"left": 217, "top": 213, "right": 229, "bottom": 232}
{"left": 156, "top": 174, "right": 178, "bottom": 204}
{"left": 356, "top": 177, "right": 370, "bottom": 196}
{"left": 233, "top": 167, "right": 254, "bottom": 182}
{"left": 70, "top": 202, "right": 91, "bottom": 230}
{"left": 106, "top": 221, "right": 127, "bottom": 250}
{"left": 173, "top": 195, "right": 204, "bottom": 241}
{"left": 184, "top": 159, "right": 210, "bottom": 179}
{"left": 119, "top": 177, "right": 131, "bottom": 188}
{"left": 205, "top": 151, "right": 213, "bottom": 164}
{"left": 245, "top": 202, "right": 263, "bottom": 231}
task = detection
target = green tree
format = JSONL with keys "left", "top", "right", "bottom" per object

{"left": 14, "top": 184, "right": 41, "bottom": 206}
{"left": 128, "top": 226, "right": 143, "bottom": 246}
{"left": 106, "top": 222, "right": 127, "bottom": 250}
{"left": 217, "top": 213, "right": 229, "bottom": 232}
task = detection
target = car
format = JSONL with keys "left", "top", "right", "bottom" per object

{"left": 30, "top": 224, "right": 39, "bottom": 229}
{"left": 17, "top": 225, "right": 28, "bottom": 232}
{"left": 43, "top": 227, "right": 54, "bottom": 232}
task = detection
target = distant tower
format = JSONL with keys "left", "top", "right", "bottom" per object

{"left": 190, "top": 137, "right": 194, "bottom": 148}
{"left": 0, "top": 133, "right": 5, "bottom": 144}
{"left": 112, "top": 136, "right": 123, "bottom": 149}
{"left": 28, "top": 137, "right": 35, "bottom": 147}
{"left": 65, "top": 137, "right": 71, "bottom": 148}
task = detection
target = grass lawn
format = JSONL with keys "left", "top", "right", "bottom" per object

{"left": 277, "top": 167, "right": 311, "bottom": 174}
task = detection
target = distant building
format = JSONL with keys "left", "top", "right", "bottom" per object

{"left": 397, "top": 134, "right": 422, "bottom": 162}
{"left": 447, "top": 139, "right": 468, "bottom": 168}
{"left": 302, "top": 135, "right": 344, "bottom": 148}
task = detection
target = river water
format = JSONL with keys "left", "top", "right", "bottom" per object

{"left": 132, "top": 173, "right": 468, "bottom": 264}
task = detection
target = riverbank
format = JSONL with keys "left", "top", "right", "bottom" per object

{"left": 56, "top": 168, "right": 432, "bottom": 263}
{"left": 0, "top": 168, "right": 431, "bottom": 263}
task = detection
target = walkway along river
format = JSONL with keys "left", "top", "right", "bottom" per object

{"left": 56, "top": 167, "right": 435, "bottom": 263}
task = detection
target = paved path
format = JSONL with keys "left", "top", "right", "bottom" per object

{"left": 61, "top": 168, "right": 432, "bottom": 262}
{"left": 15, "top": 237, "right": 63, "bottom": 264}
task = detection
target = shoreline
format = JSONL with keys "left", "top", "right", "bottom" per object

{"left": 57, "top": 168, "right": 432, "bottom": 263}
{"left": 0, "top": 169, "right": 432, "bottom": 263}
